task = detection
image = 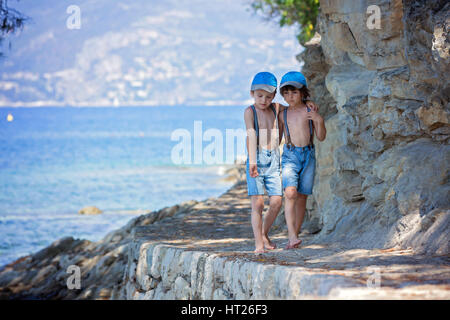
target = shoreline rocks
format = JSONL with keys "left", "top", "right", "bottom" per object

{"left": 0, "top": 199, "right": 201, "bottom": 300}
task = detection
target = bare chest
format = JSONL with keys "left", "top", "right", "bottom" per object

{"left": 255, "top": 109, "right": 277, "bottom": 130}
{"left": 285, "top": 109, "right": 310, "bottom": 133}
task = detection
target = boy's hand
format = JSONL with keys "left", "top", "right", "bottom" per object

{"left": 306, "top": 108, "right": 322, "bottom": 123}
{"left": 249, "top": 164, "right": 259, "bottom": 178}
{"left": 306, "top": 100, "right": 319, "bottom": 112}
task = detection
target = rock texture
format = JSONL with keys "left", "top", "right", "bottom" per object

{"left": 125, "top": 229, "right": 450, "bottom": 300}
{"left": 124, "top": 241, "right": 364, "bottom": 300}
{"left": 0, "top": 200, "right": 199, "bottom": 299}
{"left": 300, "top": 0, "right": 449, "bottom": 255}
{"left": 121, "top": 179, "right": 448, "bottom": 300}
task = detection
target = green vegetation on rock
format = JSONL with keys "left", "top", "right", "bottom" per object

{"left": 250, "top": 0, "right": 320, "bottom": 44}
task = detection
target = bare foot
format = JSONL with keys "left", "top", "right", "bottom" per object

{"left": 254, "top": 248, "right": 266, "bottom": 255}
{"left": 285, "top": 239, "right": 302, "bottom": 250}
{"left": 263, "top": 235, "right": 277, "bottom": 250}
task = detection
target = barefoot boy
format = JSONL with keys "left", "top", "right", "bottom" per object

{"left": 244, "top": 72, "right": 283, "bottom": 254}
{"left": 278, "top": 71, "right": 326, "bottom": 249}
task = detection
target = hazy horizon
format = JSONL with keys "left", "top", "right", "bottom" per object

{"left": 1, "top": 0, "right": 303, "bottom": 107}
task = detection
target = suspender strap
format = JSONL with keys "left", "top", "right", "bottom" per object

{"left": 269, "top": 104, "right": 277, "bottom": 118}
{"left": 283, "top": 108, "right": 293, "bottom": 148}
{"left": 307, "top": 107, "right": 314, "bottom": 147}
{"left": 250, "top": 105, "right": 259, "bottom": 149}
{"left": 251, "top": 104, "right": 277, "bottom": 149}
{"left": 284, "top": 107, "right": 314, "bottom": 149}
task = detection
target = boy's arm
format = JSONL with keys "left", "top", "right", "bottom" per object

{"left": 244, "top": 107, "right": 258, "bottom": 167}
{"left": 277, "top": 104, "right": 287, "bottom": 145}
{"left": 313, "top": 114, "right": 326, "bottom": 141}
{"left": 306, "top": 105, "right": 326, "bottom": 141}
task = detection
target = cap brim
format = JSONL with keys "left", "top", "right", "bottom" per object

{"left": 279, "top": 81, "right": 305, "bottom": 89}
{"left": 251, "top": 84, "right": 276, "bottom": 93}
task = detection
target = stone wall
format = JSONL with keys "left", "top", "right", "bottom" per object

{"left": 301, "top": 0, "right": 449, "bottom": 255}
{"left": 123, "top": 235, "right": 365, "bottom": 300}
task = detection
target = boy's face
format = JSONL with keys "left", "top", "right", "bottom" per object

{"left": 251, "top": 89, "right": 275, "bottom": 109}
{"left": 282, "top": 88, "right": 302, "bottom": 106}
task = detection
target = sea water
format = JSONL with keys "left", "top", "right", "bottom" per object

{"left": 0, "top": 106, "right": 246, "bottom": 266}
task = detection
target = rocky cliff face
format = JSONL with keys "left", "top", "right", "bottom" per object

{"left": 302, "top": 0, "right": 449, "bottom": 255}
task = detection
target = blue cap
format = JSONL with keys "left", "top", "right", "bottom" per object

{"left": 251, "top": 72, "right": 277, "bottom": 93}
{"left": 280, "top": 71, "right": 307, "bottom": 89}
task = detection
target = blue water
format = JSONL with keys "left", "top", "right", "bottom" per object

{"left": 0, "top": 106, "right": 247, "bottom": 266}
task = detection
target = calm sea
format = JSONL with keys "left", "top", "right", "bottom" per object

{"left": 0, "top": 106, "right": 246, "bottom": 266}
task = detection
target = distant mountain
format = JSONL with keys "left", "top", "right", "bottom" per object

{"left": 0, "top": 0, "right": 302, "bottom": 107}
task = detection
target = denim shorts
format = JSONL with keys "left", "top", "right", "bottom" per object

{"left": 281, "top": 144, "right": 316, "bottom": 195}
{"left": 246, "top": 148, "right": 282, "bottom": 196}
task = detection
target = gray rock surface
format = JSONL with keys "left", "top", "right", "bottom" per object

{"left": 0, "top": 200, "right": 199, "bottom": 299}
{"left": 122, "top": 182, "right": 449, "bottom": 300}
{"left": 302, "top": 0, "right": 449, "bottom": 255}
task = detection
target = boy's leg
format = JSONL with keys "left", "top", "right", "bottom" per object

{"left": 294, "top": 146, "right": 315, "bottom": 236}
{"left": 281, "top": 145, "right": 302, "bottom": 248}
{"left": 262, "top": 195, "right": 282, "bottom": 249}
{"left": 294, "top": 193, "right": 308, "bottom": 236}
{"left": 250, "top": 195, "right": 265, "bottom": 253}
{"left": 284, "top": 187, "right": 302, "bottom": 248}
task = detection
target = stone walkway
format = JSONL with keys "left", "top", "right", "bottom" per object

{"left": 131, "top": 179, "right": 450, "bottom": 299}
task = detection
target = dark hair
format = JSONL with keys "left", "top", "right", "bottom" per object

{"left": 280, "top": 85, "right": 310, "bottom": 101}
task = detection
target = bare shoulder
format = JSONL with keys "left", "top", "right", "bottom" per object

{"left": 277, "top": 104, "right": 288, "bottom": 122}
{"left": 244, "top": 106, "right": 255, "bottom": 123}
{"left": 244, "top": 106, "right": 253, "bottom": 117}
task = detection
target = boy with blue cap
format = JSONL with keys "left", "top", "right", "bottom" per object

{"left": 244, "top": 71, "right": 283, "bottom": 254}
{"left": 278, "top": 71, "right": 326, "bottom": 249}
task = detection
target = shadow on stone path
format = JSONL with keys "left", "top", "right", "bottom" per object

{"left": 132, "top": 179, "right": 450, "bottom": 298}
